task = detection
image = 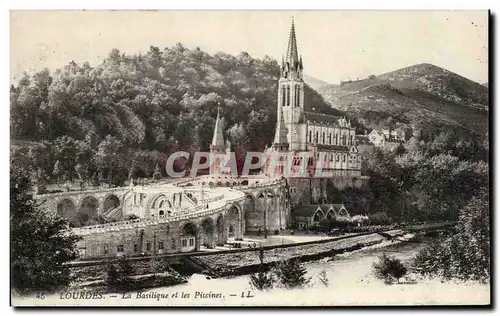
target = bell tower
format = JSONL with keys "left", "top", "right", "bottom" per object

{"left": 276, "top": 18, "right": 305, "bottom": 152}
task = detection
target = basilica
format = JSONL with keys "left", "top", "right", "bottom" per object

{"left": 210, "top": 19, "right": 367, "bottom": 205}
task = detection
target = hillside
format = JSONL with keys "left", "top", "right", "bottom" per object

{"left": 303, "top": 75, "right": 333, "bottom": 92}
{"left": 312, "top": 63, "right": 489, "bottom": 137}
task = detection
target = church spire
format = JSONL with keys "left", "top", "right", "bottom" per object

{"left": 273, "top": 107, "right": 289, "bottom": 150}
{"left": 211, "top": 106, "right": 225, "bottom": 148}
{"left": 286, "top": 17, "right": 299, "bottom": 71}
{"left": 282, "top": 17, "right": 303, "bottom": 80}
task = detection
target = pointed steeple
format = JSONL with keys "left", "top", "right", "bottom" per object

{"left": 273, "top": 108, "right": 289, "bottom": 149}
{"left": 286, "top": 17, "right": 299, "bottom": 71}
{"left": 211, "top": 106, "right": 225, "bottom": 148}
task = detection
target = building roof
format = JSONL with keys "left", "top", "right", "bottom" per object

{"left": 315, "top": 144, "right": 349, "bottom": 151}
{"left": 292, "top": 203, "right": 346, "bottom": 217}
{"left": 355, "top": 135, "right": 373, "bottom": 145}
{"left": 302, "top": 111, "right": 341, "bottom": 126}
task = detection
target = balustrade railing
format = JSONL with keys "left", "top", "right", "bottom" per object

{"left": 72, "top": 191, "right": 245, "bottom": 235}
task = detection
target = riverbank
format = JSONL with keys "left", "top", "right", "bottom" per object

{"left": 190, "top": 230, "right": 412, "bottom": 277}
{"left": 13, "top": 233, "right": 489, "bottom": 306}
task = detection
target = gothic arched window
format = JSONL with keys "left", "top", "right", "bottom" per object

{"left": 315, "top": 131, "right": 319, "bottom": 143}
{"left": 282, "top": 86, "right": 286, "bottom": 107}
{"left": 286, "top": 86, "right": 290, "bottom": 106}
{"left": 322, "top": 132, "right": 325, "bottom": 144}
{"left": 296, "top": 86, "right": 301, "bottom": 107}
{"left": 335, "top": 134, "right": 339, "bottom": 145}
{"left": 308, "top": 130, "right": 312, "bottom": 142}
{"left": 329, "top": 133, "right": 332, "bottom": 144}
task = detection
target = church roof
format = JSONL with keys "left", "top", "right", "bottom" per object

{"left": 303, "top": 111, "right": 341, "bottom": 126}
{"left": 211, "top": 107, "right": 225, "bottom": 148}
{"left": 315, "top": 144, "right": 349, "bottom": 151}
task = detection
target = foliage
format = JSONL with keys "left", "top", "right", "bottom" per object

{"left": 10, "top": 160, "right": 80, "bottom": 294}
{"left": 317, "top": 269, "right": 329, "bottom": 287}
{"left": 11, "top": 44, "right": 342, "bottom": 184}
{"left": 413, "top": 188, "right": 490, "bottom": 282}
{"left": 249, "top": 248, "right": 274, "bottom": 290}
{"left": 106, "top": 255, "right": 135, "bottom": 291}
{"left": 372, "top": 253, "right": 407, "bottom": 283}
{"left": 150, "top": 256, "right": 171, "bottom": 275}
{"left": 367, "top": 212, "right": 392, "bottom": 225}
{"left": 274, "top": 258, "right": 311, "bottom": 289}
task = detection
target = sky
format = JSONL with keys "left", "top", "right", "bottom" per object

{"left": 10, "top": 10, "right": 489, "bottom": 84}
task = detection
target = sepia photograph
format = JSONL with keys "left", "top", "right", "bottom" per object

{"left": 9, "top": 10, "right": 490, "bottom": 307}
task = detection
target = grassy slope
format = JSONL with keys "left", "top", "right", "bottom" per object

{"left": 308, "top": 63, "right": 489, "bottom": 136}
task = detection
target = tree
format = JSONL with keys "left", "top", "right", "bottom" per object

{"left": 274, "top": 258, "right": 311, "bottom": 289}
{"left": 11, "top": 161, "right": 80, "bottom": 294}
{"left": 249, "top": 248, "right": 274, "bottom": 290}
{"left": 413, "top": 187, "right": 490, "bottom": 282}
{"left": 52, "top": 160, "right": 63, "bottom": 183}
{"left": 372, "top": 253, "right": 407, "bottom": 284}
{"left": 317, "top": 269, "right": 329, "bottom": 287}
{"left": 107, "top": 255, "right": 135, "bottom": 291}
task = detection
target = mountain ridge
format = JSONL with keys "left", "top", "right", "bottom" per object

{"left": 305, "top": 63, "right": 488, "bottom": 138}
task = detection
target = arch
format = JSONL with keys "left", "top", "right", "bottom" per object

{"left": 216, "top": 181, "right": 222, "bottom": 186}
{"left": 228, "top": 225, "right": 236, "bottom": 238}
{"left": 243, "top": 194, "right": 256, "bottom": 233}
{"left": 180, "top": 222, "right": 198, "bottom": 252}
{"left": 225, "top": 181, "right": 230, "bottom": 187}
{"left": 241, "top": 180, "right": 249, "bottom": 186}
{"left": 103, "top": 194, "right": 120, "bottom": 212}
{"left": 78, "top": 196, "right": 99, "bottom": 226}
{"left": 56, "top": 198, "right": 78, "bottom": 226}
{"left": 216, "top": 214, "right": 225, "bottom": 246}
{"left": 312, "top": 208, "right": 325, "bottom": 223}
{"left": 252, "top": 192, "right": 268, "bottom": 232}
{"left": 326, "top": 209, "right": 336, "bottom": 220}
{"left": 186, "top": 183, "right": 193, "bottom": 187}
{"left": 338, "top": 207, "right": 349, "bottom": 218}
{"left": 226, "top": 204, "right": 242, "bottom": 239}
{"left": 201, "top": 217, "right": 215, "bottom": 249}
{"left": 209, "top": 182, "right": 214, "bottom": 187}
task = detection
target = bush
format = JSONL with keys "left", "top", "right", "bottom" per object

{"left": 372, "top": 253, "right": 407, "bottom": 284}
{"left": 107, "top": 255, "right": 135, "bottom": 291}
{"left": 317, "top": 269, "right": 329, "bottom": 287}
{"left": 368, "top": 212, "right": 392, "bottom": 225}
{"left": 274, "top": 258, "right": 311, "bottom": 289}
{"left": 249, "top": 248, "right": 274, "bottom": 290}
{"left": 150, "top": 256, "right": 171, "bottom": 275}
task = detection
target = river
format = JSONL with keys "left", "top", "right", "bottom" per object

{"left": 13, "top": 234, "right": 490, "bottom": 306}
{"left": 124, "top": 234, "right": 490, "bottom": 306}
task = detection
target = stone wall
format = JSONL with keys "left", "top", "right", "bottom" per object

{"left": 288, "top": 176, "right": 369, "bottom": 206}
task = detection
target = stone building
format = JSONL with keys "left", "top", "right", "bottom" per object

{"left": 262, "top": 19, "right": 369, "bottom": 204}
{"left": 292, "top": 203, "right": 349, "bottom": 229}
